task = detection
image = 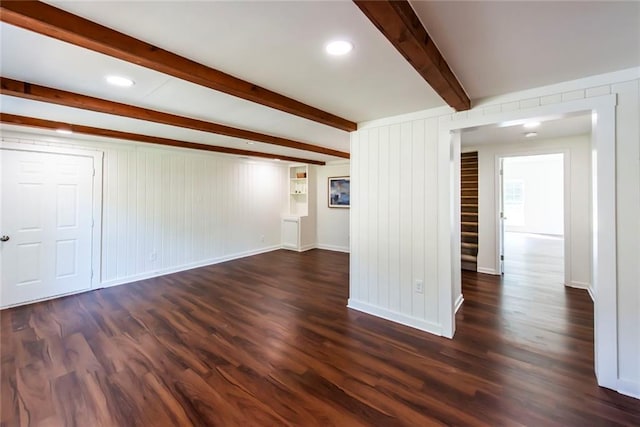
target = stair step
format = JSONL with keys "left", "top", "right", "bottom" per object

{"left": 461, "top": 242, "right": 478, "bottom": 248}
{"left": 461, "top": 254, "right": 477, "bottom": 262}
{"left": 461, "top": 222, "right": 478, "bottom": 226}
{"left": 461, "top": 261, "right": 477, "bottom": 271}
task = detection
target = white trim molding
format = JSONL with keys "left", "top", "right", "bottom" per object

{"left": 315, "top": 244, "right": 350, "bottom": 253}
{"left": 567, "top": 281, "right": 591, "bottom": 290}
{"left": 617, "top": 379, "right": 640, "bottom": 400}
{"left": 347, "top": 299, "right": 442, "bottom": 336}
{"left": 477, "top": 267, "right": 499, "bottom": 275}
{"left": 454, "top": 295, "right": 464, "bottom": 313}
{"left": 101, "top": 245, "right": 282, "bottom": 289}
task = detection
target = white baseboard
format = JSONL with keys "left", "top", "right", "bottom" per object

{"left": 617, "top": 379, "right": 640, "bottom": 399}
{"left": 454, "top": 294, "right": 464, "bottom": 313}
{"left": 299, "top": 243, "right": 316, "bottom": 252}
{"left": 567, "top": 280, "right": 590, "bottom": 289}
{"left": 477, "top": 267, "right": 499, "bottom": 275}
{"left": 347, "top": 299, "right": 442, "bottom": 336}
{"left": 566, "top": 281, "right": 595, "bottom": 301}
{"left": 100, "top": 245, "right": 281, "bottom": 288}
{"left": 315, "top": 243, "right": 350, "bottom": 253}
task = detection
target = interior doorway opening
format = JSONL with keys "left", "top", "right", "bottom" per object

{"left": 500, "top": 154, "right": 565, "bottom": 285}
{"left": 442, "top": 94, "right": 619, "bottom": 390}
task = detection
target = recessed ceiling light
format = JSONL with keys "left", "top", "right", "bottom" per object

{"left": 325, "top": 40, "right": 353, "bottom": 56}
{"left": 56, "top": 129, "right": 73, "bottom": 135}
{"left": 247, "top": 142, "right": 255, "bottom": 145}
{"left": 105, "top": 75, "right": 135, "bottom": 87}
{"left": 273, "top": 158, "right": 281, "bottom": 162}
{"left": 523, "top": 122, "right": 541, "bottom": 129}
{"left": 524, "top": 132, "right": 538, "bottom": 138}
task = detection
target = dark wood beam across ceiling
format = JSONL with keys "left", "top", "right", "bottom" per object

{"left": 353, "top": 0, "right": 470, "bottom": 111}
{"left": 0, "top": 77, "right": 349, "bottom": 159}
{"left": 0, "top": 113, "right": 326, "bottom": 165}
{"left": 0, "top": 0, "right": 357, "bottom": 132}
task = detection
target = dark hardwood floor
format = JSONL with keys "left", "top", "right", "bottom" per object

{"left": 1, "top": 250, "right": 639, "bottom": 426}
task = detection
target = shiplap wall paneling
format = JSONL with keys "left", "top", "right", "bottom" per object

{"left": 350, "top": 118, "right": 441, "bottom": 331}
{"left": 1, "top": 133, "right": 289, "bottom": 288}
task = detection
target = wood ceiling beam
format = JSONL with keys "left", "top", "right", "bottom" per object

{"left": 0, "top": 113, "right": 326, "bottom": 165}
{"left": 0, "top": 77, "right": 349, "bottom": 159}
{"left": 353, "top": 0, "right": 470, "bottom": 111}
{"left": 0, "top": 0, "right": 357, "bottom": 132}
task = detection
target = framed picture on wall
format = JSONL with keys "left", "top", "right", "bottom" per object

{"left": 328, "top": 176, "right": 350, "bottom": 208}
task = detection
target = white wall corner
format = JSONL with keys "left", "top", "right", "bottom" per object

{"left": 347, "top": 299, "right": 442, "bottom": 336}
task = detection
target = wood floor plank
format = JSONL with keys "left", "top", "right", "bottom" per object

{"left": 1, "top": 249, "right": 639, "bottom": 426}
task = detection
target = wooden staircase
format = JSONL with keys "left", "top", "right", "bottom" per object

{"left": 461, "top": 152, "right": 478, "bottom": 271}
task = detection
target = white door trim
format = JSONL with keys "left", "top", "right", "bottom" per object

{"left": 0, "top": 142, "right": 104, "bottom": 302}
{"left": 438, "top": 94, "right": 618, "bottom": 391}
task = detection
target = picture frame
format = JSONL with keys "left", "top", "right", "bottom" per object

{"left": 328, "top": 176, "right": 350, "bottom": 208}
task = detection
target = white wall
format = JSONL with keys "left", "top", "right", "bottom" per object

{"left": 1, "top": 131, "right": 288, "bottom": 287}
{"left": 503, "top": 154, "right": 564, "bottom": 235}
{"left": 466, "top": 135, "right": 591, "bottom": 289}
{"left": 351, "top": 68, "right": 639, "bottom": 397}
{"left": 350, "top": 117, "right": 441, "bottom": 333}
{"left": 316, "top": 161, "right": 350, "bottom": 252}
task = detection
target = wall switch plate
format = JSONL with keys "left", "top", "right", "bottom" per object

{"left": 415, "top": 280, "right": 424, "bottom": 294}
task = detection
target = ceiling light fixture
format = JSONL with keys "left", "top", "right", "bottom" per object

{"left": 524, "top": 132, "right": 538, "bottom": 138}
{"left": 325, "top": 40, "right": 353, "bottom": 56}
{"left": 523, "top": 122, "right": 541, "bottom": 129}
{"left": 105, "top": 75, "right": 135, "bottom": 87}
{"left": 273, "top": 158, "right": 281, "bottom": 162}
{"left": 56, "top": 129, "right": 73, "bottom": 135}
{"left": 247, "top": 142, "right": 255, "bottom": 145}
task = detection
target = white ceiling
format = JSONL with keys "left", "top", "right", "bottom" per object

{"left": 1, "top": 1, "right": 638, "bottom": 163}
{"left": 461, "top": 113, "right": 592, "bottom": 147}
{"left": 411, "top": 0, "right": 640, "bottom": 100}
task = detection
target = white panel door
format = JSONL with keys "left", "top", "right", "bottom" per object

{"left": 1, "top": 149, "right": 94, "bottom": 307}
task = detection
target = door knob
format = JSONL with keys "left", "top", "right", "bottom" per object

{"left": 0, "top": 235, "right": 9, "bottom": 242}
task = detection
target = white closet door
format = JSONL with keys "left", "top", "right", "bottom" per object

{"left": 1, "top": 149, "right": 94, "bottom": 307}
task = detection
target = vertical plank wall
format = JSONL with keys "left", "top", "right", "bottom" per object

{"left": 1, "top": 134, "right": 288, "bottom": 287}
{"left": 350, "top": 71, "right": 639, "bottom": 395}
{"left": 350, "top": 118, "right": 440, "bottom": 333}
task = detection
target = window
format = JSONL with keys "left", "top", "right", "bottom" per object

{"left": 504, "top": 180, "right": 524, "bottom": 204}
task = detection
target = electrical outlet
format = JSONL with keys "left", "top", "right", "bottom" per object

{"left": 149, "top": 250, "right": 157, "bottom": 262}
{"left": 415, "top": 280, "right": 424, "bottom": 294}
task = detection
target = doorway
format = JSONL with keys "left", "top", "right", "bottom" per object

{"left": 440, "top": 94, "right": 618, "bottom": 390}
{"left": 0, "top": 143, "right": 103, "bottom": 308}
{"left": 500, "top": 154, "right": 565, "bottom": 285}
